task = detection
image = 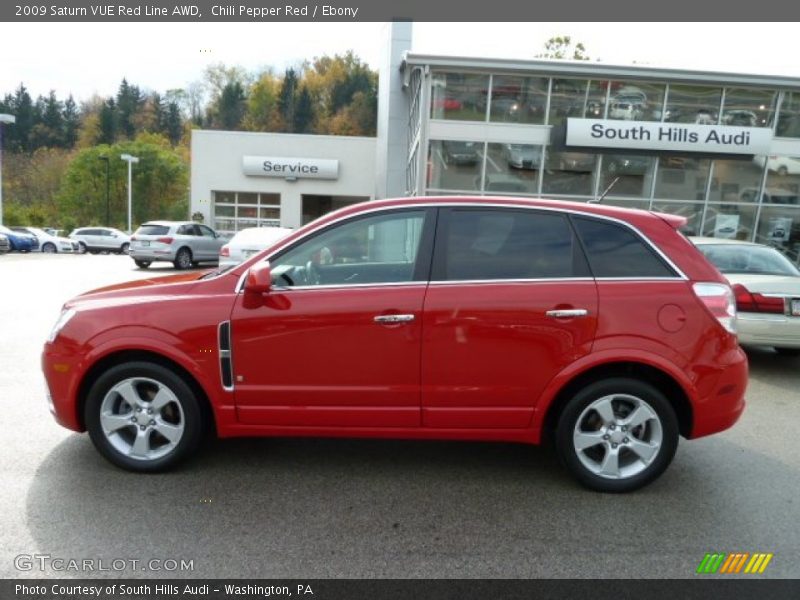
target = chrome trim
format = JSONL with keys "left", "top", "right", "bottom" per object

{"left": 218, "top": 321, "right": 234, "bottom": 391}
{"left": 374, "top": 314, "right": 415, "bottom": 324}
{"left": 546, "top": 309, "right": 589, "bottom": 318}
{"left": 270, "top": 281, "right": 426, "bottom": 292}
{"left": 232, "top": 200, "right": 688, "bottom": 294}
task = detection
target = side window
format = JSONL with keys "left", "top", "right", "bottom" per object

{"left": 572, "top": 216, "right": 677, "bottom": 278}
{"left": 198, "top": 225, "right": 216, "bottom": 238}
{"left": 270, "top": 210, "right": 427, "bottom": 287}
{"left": 437, "top": 209, "right": 583, "bottom": 281}
{"left": 177, "top": 225, "right": 194, "bottom": 236}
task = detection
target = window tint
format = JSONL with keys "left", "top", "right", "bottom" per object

{"left": 572, "top": 217, "right": 676, "bottom": 278}
{"left": 136, "top": 225, "right": 170, "bottom": 236}
{"left": 198, "top": 225, "right": 216, "bottom": 238}
{"left": 439, "top": 209, "right": 581, "bottom": 281}
{"left": 270, "top": 210, "right": 426, "bottom": 287}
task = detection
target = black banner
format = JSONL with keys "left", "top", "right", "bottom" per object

{"left": 4, "top": 580, "right": 800, "bottom": 600}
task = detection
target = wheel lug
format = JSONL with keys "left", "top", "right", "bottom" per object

{"left": 602, "top": 434, "right": 610, "bottom": 440}
{"left": 147, "top": 409, "right": 153, "bottom": 415}
{"left": 621, "top": 426, "right": 627, "bottom": 432}
{"left": 139, "top": 425, "right": 146, "bottom": 431}
{"left": 623, "top": 437, "right": 630, "bottom": 443}
{"left": 612, "top": 443, "right": 618, "bottom": 449}
{"left": 136, "top": 407, "right": 142, "bottom": 413}
{"left": 609, "top": 424, "right": 616, "bottom": 430}
{"left": 149, "top": 420, "right": 155, "bottom": 426}
{"left": 130, "top": 417, "right": 137, "bottom": 422}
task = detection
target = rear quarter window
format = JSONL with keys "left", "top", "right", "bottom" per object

{"left": 572, "top": 216, "right": 677, "bottom": 278}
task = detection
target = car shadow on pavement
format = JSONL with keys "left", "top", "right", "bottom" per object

{"left": 22, "top": 432, "right": 800, "bottom": 578}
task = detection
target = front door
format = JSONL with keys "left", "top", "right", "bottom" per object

{"left": 231, "top": 208, "right": 435, "bottom": 428}
{"left": 422, "top": 207, "right": 598, "bottom": 429}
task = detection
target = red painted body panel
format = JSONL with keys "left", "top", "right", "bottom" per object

{"left": 231, "top": 285, "right": 426, "bottom": 426}
{"left": 41, "top": 196, "right": 747, "bottom": 450}
{"left": 421, "top": 281, "right": 598, "bottom": 428}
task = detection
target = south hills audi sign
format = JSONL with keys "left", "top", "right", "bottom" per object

{"left": 566, "top": 118, "right": 773, "bottom": 155}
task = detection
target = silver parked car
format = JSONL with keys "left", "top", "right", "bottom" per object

{"left": 0, "top": 233, "right": 10, "bottom": 254}
{"left": 69, "top": 227, "right": 130, "bottom": 254}
{"left": 692, "top": 237, "right": 800, "bottom": 356}
{"left": 129, "top": 221, "right": 225, "bottom": 269}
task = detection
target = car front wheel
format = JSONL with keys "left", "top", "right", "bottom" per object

{"left": 120, "top": 242, "right": 130, "bottom": 255}
{"left": 555, "top": 378, "right": 679, "bottom": 493}
{"left": 42, "top": 243, "right": 57, "bottom": 253}
{"left": 85, "top": 362, "right": 204, "bottom": 472}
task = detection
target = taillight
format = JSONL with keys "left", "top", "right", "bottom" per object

{"left": 156, "top": 237, "right": 174, "bottom": 245}
{"left": 220, "top": 245, "right": 230, "bottom": 257}
{"left": 732, "top": 283, "right": 785, "bottom": 314}
{"left": 693, "top": 282, "right": 737, "bottom": 333}
{"left": 130, "top": 236, "right": 138, "bottom": 241}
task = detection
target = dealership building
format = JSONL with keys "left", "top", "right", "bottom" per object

{"left": 191, "top": 23, "right": 800, "bottom": 261}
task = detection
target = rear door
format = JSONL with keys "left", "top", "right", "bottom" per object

{"left": 196, "top": 225, "right": 222, "bottom": 260}
{"left": 421, "top": 206, "right": 598, "bottom": 429}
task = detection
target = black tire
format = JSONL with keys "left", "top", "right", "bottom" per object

{"left": 120, "top": 242, "right": 130, "bottom": 255}
{"left": 775, "top": 347, "right": 800, "bottom": 357}
{"left": 84, "top": 361, "right": 205, "bottom": 472}
{"left": 42, "top": 242, "right": 57, "bottom": 254}
{"left": 173, "top": 247, "right": 192, "bottom": 270}
{"left": 555, "top": 378, "right": 679, "bottom": 493}
{"left": 77, "top": 242, "right": 87, "bottom": 254}
{"left": 134, "top": 260, "right": 151, "bottom": 269}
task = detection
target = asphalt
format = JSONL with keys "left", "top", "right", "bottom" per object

{"left": 1, "top": 252, "right": 799, "bottom": 579}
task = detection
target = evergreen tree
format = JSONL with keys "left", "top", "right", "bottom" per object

{"left": 294, "top": 86, "right": 314, "bottom": 133}
{"left": 62, "top": 95, "right": 80, "bottom": 148}
{"left": 278, "top": 68, "right": 298, "bottom": 131}
{"left": 215, "top": 81, "right": 246, "bottom": 129}
{"left": 116, "top": 78, "right": 142, "bottom": 139}
{"left": 164, "top": 102, "right": 183, "bottom": 145}
{"left": 98, "top": 98, "right": 117, "bottom": 144}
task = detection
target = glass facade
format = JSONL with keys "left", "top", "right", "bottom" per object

{"left": 415, "top": 68, "right": 800, "bottom": 263}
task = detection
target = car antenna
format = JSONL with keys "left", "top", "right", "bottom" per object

{"left": 591, "top": 176, "right": 620, "bottom": 204}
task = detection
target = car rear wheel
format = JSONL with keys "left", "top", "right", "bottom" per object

{"left": 42, "top": 242, "right": 57, "bottom": 253}
{"left": 174, "top": 247, "right": 192, "bottom": 270}
{"left": 85, "top": 362, "right": 204, "bottom": 472}
{"left": 134, "top": 260, "right": 151, "bottom": 269}
{"left": 555, "top": 378, "right": 679, "bottom": 493}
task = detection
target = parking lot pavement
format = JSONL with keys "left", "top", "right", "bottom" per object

{"left": 1, "top": 253, "right": 800, "bottom": 579}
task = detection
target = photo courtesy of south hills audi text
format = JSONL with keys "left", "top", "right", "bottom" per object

{"left": 15, "top": 584, "right": 315, "bottom": 597}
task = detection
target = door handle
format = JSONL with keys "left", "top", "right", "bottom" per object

{"left": 374, "top": 314, "right": 415, "bottom": 324}
{"left": 546, "top": 308, "right": 588, "bottom": 319}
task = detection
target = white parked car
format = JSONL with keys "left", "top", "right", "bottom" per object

{"left": 69, "top": 227, "right": 131, "bottom": 254}
{"left": 218, "top": 226, "right": 293, "bottom": 269}
{"left": 692, "top": 237, "right": 800, "bottom": 356}
{"left": 12, "top": 226, "right": 77, "bottom": 253}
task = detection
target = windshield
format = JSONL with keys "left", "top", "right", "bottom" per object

{"left": 135, "top": 225, "right": 170, "bottom": 236}
{"left": 697, "top": 244, "right": 800, "bottom": 277}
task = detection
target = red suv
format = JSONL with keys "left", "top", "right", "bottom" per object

{"left": 42, "top": 197, "right": 747, "bottom": 492}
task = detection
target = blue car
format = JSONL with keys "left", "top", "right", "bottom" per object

{"left": 0, "top": 225, "right": 39, "bottom": 252}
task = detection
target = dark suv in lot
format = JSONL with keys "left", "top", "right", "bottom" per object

{"left": 43, "top": 196, "right": 747, "bottom": 492}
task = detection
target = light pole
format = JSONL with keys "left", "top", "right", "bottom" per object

{"left": 99, "top": 155, "right": 110, "bottom": 226}
{"left": 120, "top": 153, "right": 139, "bottom": 233}
{"left": 0, "top": 113, "right": 16, "bottom": 227}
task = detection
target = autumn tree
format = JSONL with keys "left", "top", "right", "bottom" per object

{"left": 537, "top": 36, "right": 591, "bottom": 61}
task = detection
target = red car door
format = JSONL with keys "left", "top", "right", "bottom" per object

{"left": 231, "top": 208, "right": 435, "bottom": 428}
{"left": 421, "top": 207, "right": 598, "bottom": 429}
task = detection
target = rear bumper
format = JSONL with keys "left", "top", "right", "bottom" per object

{"left": 690, "top": 346, "right": 748, "bottom": 439}
{"left": 737, "top": 313, "right": 800, "bottom": 349}
{"left": 129, "top": 247, "right": 177, "bottom": 262}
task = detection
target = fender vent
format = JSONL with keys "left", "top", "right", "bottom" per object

{"left": 218, "top": 321, "right": 233, "bottom": 390}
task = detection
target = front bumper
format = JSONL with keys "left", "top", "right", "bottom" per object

{"left": 42, "top": 342, "right": 84, "bottom": 432}
{"left": 737, "top": 312, "right": 800, "bottom": 349}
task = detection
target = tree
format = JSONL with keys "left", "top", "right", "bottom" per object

{"left": 243, "top": 72, "right": 280, "bottom": 131}
{"left": 163, "top": 101, "right": 183, "bottom": 145}
{"left": 277, "top": 68, "right": 299, "bottom": 132}
{"left": 57, "top": 135, "right": 188, "bottom": 229}
{"left": 293, "top": 86, "right": 314, "bottom": 133}
{"left": 116, "top": 78, "right": 143, "bottom": 139}
{"left": 212, "top": 81, "right": 247, "bottom": 129}
{"left": 62, "top": 95, "right": 80, "bottom": 148}
{"left": 537, "top": 36, "right": 590, "bottom": 61}
{"left": 98, "top": 98, "right": 117, "bottom": 144}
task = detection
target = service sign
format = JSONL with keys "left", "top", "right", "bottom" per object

{"left": 566, "top": 118, "right": 773, "bottom": 155}
{"left": 243, "top": 156, "right": 339, "bottom": 180}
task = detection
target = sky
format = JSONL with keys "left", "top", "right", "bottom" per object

{"left": 2, "top": 22, "right": 800, "bottom": 101}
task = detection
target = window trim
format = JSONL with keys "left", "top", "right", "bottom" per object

{"left": 264, "top": 207, "right": 438, "bottom": 290}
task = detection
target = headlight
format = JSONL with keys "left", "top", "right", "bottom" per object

{"left": 47, "top": 308, "right": 76, "bottom": 343}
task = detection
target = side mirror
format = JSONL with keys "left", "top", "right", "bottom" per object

{"left": 244, "top": 262, "right": 272, "bottom": 294}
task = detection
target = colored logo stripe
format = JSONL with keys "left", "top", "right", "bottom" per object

{"left": 697, "top": 552, "right": 773, "bottom": 574}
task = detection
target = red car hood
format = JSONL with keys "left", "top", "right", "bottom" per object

{"left": 65, "top": 271, "right": 211, "bottom": 310}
